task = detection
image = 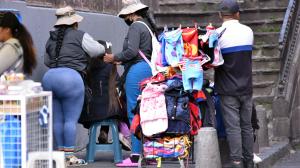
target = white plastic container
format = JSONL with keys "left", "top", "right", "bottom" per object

{"left": 7, "top": 85, "right": 23, "bottom": 95}
{"left": 31, "top": 82, "right": 43, "bottom": 94}
{"left": 0, "top": 84, "right": 7, "bottom": 95}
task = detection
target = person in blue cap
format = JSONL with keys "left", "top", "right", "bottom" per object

{"left": 215, "top": 0, "right": 255, "bottom": 168}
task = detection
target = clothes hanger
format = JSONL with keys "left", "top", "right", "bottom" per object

{"left": 164, "top": 25, "right": 168, "bottom": 32}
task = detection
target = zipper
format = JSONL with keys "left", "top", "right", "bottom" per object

{"left": 99, "top": 80, "right": 102, "bottom": 96}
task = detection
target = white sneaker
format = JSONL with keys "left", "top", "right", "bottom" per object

{"left": 253, "top": 153, "right": 262, "bottom": 163}
{"left": 119, "top": 133, "right": 131, "bottom": 151}
{"left": 66, "top": 155, "right": 87, "bottom": 166}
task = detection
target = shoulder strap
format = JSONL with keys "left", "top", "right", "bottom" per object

{"left": 134, "top": 21, "right": 154, "bottom": 70}
{"left": 134, "top": 21, "right": 155, "bottom": 37}
{"left": 1, "top": 42, "right": 23, "bottom": 72}
{"left": 138, "top": 50, "right": 152, "bottom": 68}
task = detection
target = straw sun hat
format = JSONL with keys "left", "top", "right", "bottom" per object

{"left": 54, "top": 6, "right": 83, "bottom": 26}
{"left": 118, "top": 0, "right": 148, "bottom": 18}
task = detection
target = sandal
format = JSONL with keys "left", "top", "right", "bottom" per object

{"left": 66, "top": 155, "right": 87, "bottom": 166}
{"left": 115, "top": 155, "right": 140, "bottom": 167}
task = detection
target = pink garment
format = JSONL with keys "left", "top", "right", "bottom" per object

{"left": 140, "top": 83, "right": 168, "bottom": 137}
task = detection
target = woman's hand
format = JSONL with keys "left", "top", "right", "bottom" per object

{"left": 103, "top": 53, "right": 115, "bottom": 63}
{"left": 114, "top": 61, "right": 122, "bottom": 65}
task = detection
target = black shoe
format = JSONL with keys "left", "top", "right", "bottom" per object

{"left": 97, "top": 130, "right": 109, "bottom": 144}
{"left": 119, "top": 133, "right": 131, "bottom": 151}
{"left": 223, "top": 161, "right": 244, "bottom": 168}
{"left": 244, "top": 160, "right": 254, "bottom": 168}
{"left": 97, "top": 131, "right": 131, "bottom": 151}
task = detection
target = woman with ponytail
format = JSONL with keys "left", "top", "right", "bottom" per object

{"left": 0, "top": 12, "right": 36, "bottom": 75}
{"left": 42, "top": 6, "right": 105, "bottom": 166}
{"left": 104, "top": 0, "right": 157, "bottom": 166}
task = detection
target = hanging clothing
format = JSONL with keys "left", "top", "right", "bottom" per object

{"left": 143, "top": 135, "right": 191, "bottom": 159}
{"left": 182, "top": 27, "right": 199, "bottom": 57}
{"left": 181, "top": 57, "right": 203, "bottom": 91}
{"left": 162, "top": 28, "right": 184, "bottom": 67}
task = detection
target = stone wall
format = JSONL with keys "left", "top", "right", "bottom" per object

{"left": 25, "top": 0, "right": 157, "bottom": 14}
{"left": 288, "top": 41, "right": 300, "bottom": 141}
{"left": 26, "top": 0, "right": 122, "bottom": 14}
{"left": 272, "top": 1, "right": 300, "bottom": 143}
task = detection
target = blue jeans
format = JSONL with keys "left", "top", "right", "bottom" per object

{"left": 42, "top": 67, "right": 84, "bottom": 150}
{"left": 125, "top": 61, "right": 152, "bottom": 154}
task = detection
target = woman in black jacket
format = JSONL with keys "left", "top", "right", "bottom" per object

{"left": 42, "top": 6, "right": 105, "bottom": 166}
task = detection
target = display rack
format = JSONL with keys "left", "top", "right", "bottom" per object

{"left": 0, "top": 92, "right": 53, "bottom": 168}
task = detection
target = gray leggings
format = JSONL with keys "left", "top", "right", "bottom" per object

{"left": 220, "top": 94, "right": 254, "bottom": 162}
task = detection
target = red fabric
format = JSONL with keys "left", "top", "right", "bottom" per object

{"left": 189, "top": 102, "right": 202, "bottom": 135}
{"left": 193, "top": 90, "right": 207, "bottom": 102}
{"left": 130, "top": 114, "right": 141, "bottom": 134}
{"left": 139, "top": 72, "right": 166, "bottom": 90}
{"left": 182, "top": 27, "right": 198, "bottom": 57}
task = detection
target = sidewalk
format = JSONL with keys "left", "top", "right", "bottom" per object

{"left": 74, "top": 150, "right": 196, "bottom": 168}
{"left": 272, "top": 144, "right": 300, "bottom": 168}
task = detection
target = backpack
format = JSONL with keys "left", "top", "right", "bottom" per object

{"left": 139, "top": 83, "right": 168, "bottom": 137}
{"left": 135, "top": 21, "right": 162, "bottom": 76}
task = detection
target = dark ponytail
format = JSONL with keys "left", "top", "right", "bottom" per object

{"left": 108, "top": 65, "right": 120, "bottom": 114}
{"left": 54, "top": 25, "right": 68, "bottom": 59}
{"left": 0, "top": 12, "right": 37, "bottom": 75}
{"left": 14, "top": 24, "right": 37, "bottom": 75}
{"left": 135, "top": 8, "right": 158, "bottom": 36}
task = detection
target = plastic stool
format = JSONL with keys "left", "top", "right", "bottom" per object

{"left": 86, "top": 119, "right": 122, "bottom": 163}
{"left": 27, "top": 151, "right": 65, "bottom": 168}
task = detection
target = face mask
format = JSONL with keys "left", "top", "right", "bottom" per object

{"left": 124, "top": 19, "right": 133, "bottom": 26}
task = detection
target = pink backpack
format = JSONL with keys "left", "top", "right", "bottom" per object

{"left": 139, "top": 83, "right": 168, "bottom": 137}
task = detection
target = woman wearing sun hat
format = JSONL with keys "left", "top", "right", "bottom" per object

{"left": 104, "top": 0, "right": 157, "bottom": 166}
{"left": 42, "top": 6, "right": 105, "bottom": 166}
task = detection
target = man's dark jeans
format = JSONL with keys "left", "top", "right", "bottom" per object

{"left": 220, "top": 94, "right": 254, "bottom": 162}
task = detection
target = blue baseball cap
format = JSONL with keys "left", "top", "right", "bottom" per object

{"left": 219, "top": 0, "right": 240, "bottom": 15}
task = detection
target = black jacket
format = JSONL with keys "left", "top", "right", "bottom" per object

{"left": 79, "top": 62, "right": 122, "bottom": 129}
{"left": 44, "top": 28, "right": 88, "bottom": 73}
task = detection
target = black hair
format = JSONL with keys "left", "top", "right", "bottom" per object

{"left": 135, "top": 8, "right": 158, "bottom": 36}
{"left": 54, "top": 23, "right": 78, "bottom": 59}
{"left": 0, "top": 12, "right": 37, "bottom": 74}
{"left": 54, "top": 25, "right": 68, "bottom": 59}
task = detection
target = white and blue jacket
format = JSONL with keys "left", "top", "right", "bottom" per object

{"left": 215, "top": 20, "right": 254, "bottom": 96}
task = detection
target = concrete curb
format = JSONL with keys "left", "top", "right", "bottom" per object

{"left": 257, "top": 141, "right": 291, "bottom": 168}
